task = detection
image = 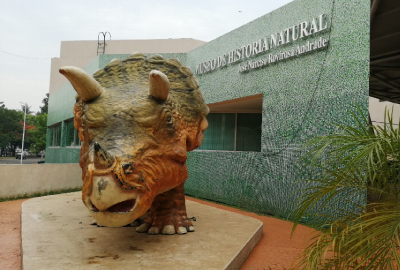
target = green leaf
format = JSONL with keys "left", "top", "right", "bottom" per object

{"left": 291, "top": 106, "right": 400, "bottom": 269}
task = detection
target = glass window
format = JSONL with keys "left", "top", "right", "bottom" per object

{"left": 198, "top": 113, "right": 262, "bottom": 152}
{"left": 65, "top": 120, "right": 81, "bottom": 147}
{"left": 236, "top": 114, "right": 262, "bottom": 152}
{"left": 51, "top": 124, "right": 61, "bottom": 146}
{"left": 199, "top": 113, "right": 235, "bottom": 151}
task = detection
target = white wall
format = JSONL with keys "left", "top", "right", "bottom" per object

{"left": 369, "top": 97, "right": 400, "bottom": 127}
{"left": 0, "top": 164, "right": 82, "bottom": 199}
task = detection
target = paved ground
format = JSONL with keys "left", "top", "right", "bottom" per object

{"left": 22, "top": 193, "right": 263, "bottom": 270}
{"left": 0, "top": 157, "right": 43, "bottom": 165}
{"left": 0, "top": 196, "right": 316, "bottom": 270}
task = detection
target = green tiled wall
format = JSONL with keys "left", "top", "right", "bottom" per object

{"left": 45, "top": 0, "right": 369, "bottom": 219}
{"left": 184, "top": 0, "right": 369, "bottom": 218}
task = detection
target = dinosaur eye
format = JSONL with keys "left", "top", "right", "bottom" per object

{"left": 122, "top": 163, "right": 134, "bottom": 174}
{"left": 165, "top": 113, "right": 173, "bottom": 127}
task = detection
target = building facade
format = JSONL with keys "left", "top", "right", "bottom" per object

{"left": 46, "top": 0, "right": 370, "bottom": 218}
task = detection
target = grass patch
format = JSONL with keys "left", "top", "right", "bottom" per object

{"left": 0, "top": 187, "right": 81, "bottom": 202}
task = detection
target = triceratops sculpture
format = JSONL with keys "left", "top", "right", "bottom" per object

{"left": 60, "top": 53, "right": 209, "bottom": 235}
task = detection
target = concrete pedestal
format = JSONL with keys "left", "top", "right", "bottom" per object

{"left": 22, "top": 192, "right": 262, "bottom": 270}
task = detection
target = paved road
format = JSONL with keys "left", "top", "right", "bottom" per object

{"left": 0, "top": 157, "right": 44, "bottom": 165}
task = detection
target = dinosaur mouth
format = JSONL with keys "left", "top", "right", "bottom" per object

{"left": 91, "top": 199, "right": 136, "bottom": 213}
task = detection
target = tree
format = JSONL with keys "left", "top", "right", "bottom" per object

{"left": 21, "top": 103, "right": 33, "bottom": 115}
{"left": 11, "top": 104, "right": 37, "bottom": 152}
{"left": 28, "top": 93, "right": 49, "bottom": 154}
{"left": 0, "top": 106, "right": 23, "bottom": 156}
{"left": 0, "top": 97, "right": 49, "bottom": 156}
{"left": 29, "top": 113, "right": 47, "bottom": 154}
{"left": 291, "top": 107, "right": 400, "bottom": 269}
{"left": 21, "top": 113, "right": 37, "bottom": 151}
{"left": 37, "top": 93, "right": 49, "bottom": 115}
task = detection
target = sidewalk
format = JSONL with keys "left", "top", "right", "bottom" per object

{"left": 0, "top": 196, "right": 316, "bottom": 270}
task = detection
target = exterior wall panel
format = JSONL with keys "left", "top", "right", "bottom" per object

{"left": 184, "top": 0, "right": 370, "bottom": 217}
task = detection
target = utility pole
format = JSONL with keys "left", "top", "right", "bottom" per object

{"left": 20, "top": 103, "right": 27, "bottom": 165}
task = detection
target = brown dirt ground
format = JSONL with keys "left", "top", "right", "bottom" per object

{"left": 0, "top": 197, "right": 316, "bottom": 270}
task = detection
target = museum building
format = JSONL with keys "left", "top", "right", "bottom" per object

{"left": 46, "top": 0, "right": 399, "bottom": 218}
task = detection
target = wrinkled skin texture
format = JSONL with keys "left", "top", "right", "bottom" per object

{"left": 68, "top": 53, "right": 209, "bottom": 234}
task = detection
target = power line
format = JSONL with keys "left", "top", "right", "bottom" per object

{"left": 0, "top": 49, "right": 51, "bottom": 60}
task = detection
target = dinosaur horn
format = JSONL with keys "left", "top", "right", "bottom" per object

{"left": 59, "top": 66, "right": 104, "bottom": 102}
{"left": 149, "top": 70, "right": 170, "bottom": 101}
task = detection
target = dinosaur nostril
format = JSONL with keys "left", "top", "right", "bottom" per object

{"left": 92, "top": 142, "right": 115, "bottom": 169}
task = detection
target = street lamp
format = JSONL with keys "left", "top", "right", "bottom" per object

{"left": 20, "top": 103, "right": 27, "bottom": 165}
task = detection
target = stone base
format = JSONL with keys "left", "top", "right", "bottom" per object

{"left": 22, "top": 192, "right": 262, "bottom": 270}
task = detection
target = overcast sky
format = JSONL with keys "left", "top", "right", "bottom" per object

{"left": 0, "top": 0, "right": 293, "bottom": 114}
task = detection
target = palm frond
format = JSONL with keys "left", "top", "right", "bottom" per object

{"left": 291, "top": 106, "right": 400, "bottom": 269}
